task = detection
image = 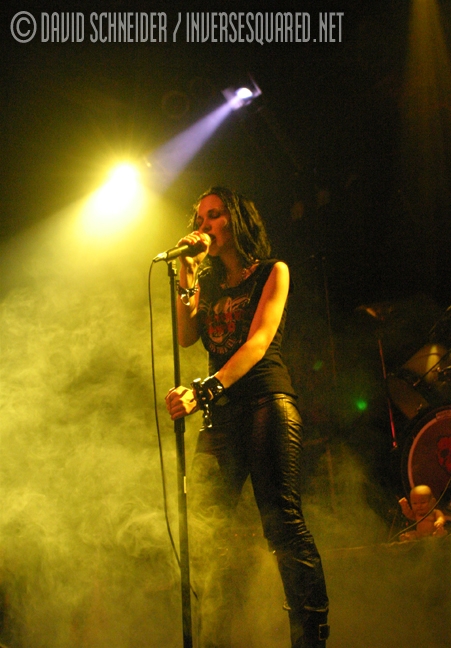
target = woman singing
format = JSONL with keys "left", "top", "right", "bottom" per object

{"left": 165, "top": 187, "right": 329, "bottom": 648}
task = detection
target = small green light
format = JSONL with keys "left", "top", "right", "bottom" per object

{"left": 313, "top": 360, "right": 324, "bottom": 372}
{"left": 355, "top": 399, "right": 368, "bottom": 412}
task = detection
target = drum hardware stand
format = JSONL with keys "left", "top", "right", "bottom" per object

{"left": 377, "top": 336, "right": 398, "bottom": 450}
{"left": 428, "top": 304, "right": 451, "bottom": 345}
{"left": 312, "top": 253, "right": 338, "bottom": 512}
{"left": 356, "top": 303, "right": 398, "bottom": 449}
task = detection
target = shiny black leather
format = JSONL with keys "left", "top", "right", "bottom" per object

{"left": 191, "top": 393, "right": 329, "bottom": 647}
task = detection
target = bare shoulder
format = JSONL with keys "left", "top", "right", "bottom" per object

{"left": 272, "top": 260, "right": 289, "bottom": 275}
{"left": 261, "top": 261, "right": 290, "bottom": 299}
{"left": 269, "top": 261, "right": 290, "bottom": 286}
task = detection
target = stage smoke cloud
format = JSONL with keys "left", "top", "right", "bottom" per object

{"left": 0, "top": 196, "right": 448, "bottom": 647}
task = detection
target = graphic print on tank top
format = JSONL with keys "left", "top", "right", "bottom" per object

{"left": 202, "top": 293, "right": 252, "bottom": 356}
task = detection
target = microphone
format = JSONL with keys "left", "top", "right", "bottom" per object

{"left": 153, "top": 235, "right": 210, "bottom": 263}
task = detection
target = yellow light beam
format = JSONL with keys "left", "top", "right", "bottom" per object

{"left": 81, "top": 163, "right": 145, "bottom": 238}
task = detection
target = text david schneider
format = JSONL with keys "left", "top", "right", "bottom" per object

{"left": 40, "top": 12, "right": 343, "bottom": 44}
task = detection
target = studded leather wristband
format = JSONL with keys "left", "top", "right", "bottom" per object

{"left": 191, "top": 375, "right": 228, "bottom": 429}
{"left": 176, "top": 282, "right": 199, "bottom": 305}
{"left": 191, "top": 375, "right": 229, "bottom": 408}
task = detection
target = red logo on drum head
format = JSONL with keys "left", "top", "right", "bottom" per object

{"left": 437, "top": 436, "right": 451, "bottom": 474}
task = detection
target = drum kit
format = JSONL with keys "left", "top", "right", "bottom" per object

{"left": 360, "top": 303, "right": 451, "bottom": 503}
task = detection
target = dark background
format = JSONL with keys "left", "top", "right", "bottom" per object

{"left": 2, "top": 1, "right": 450, "bottom": 309}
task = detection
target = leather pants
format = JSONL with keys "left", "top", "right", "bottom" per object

{"left": 189, "top": 393, "right": 329, "bottom": 647}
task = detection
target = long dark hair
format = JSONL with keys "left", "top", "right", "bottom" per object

{"left": 192, "top": 186, "right": 272, "bottom": 280}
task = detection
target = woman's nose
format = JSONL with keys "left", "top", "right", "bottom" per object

{"left": 199, "top": 222, "right": 211, "bottom": 233}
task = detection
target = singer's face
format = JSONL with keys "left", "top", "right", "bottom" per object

{"left": 195, "top": 195, "right": 234, "bottom": 256}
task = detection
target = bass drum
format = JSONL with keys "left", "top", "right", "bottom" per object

{"left": 401, "top": 405, "right": 451, "bottom": 501}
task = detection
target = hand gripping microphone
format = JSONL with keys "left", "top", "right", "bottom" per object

{"left": 153, "top": 234, "right": 211, "bottom": 263}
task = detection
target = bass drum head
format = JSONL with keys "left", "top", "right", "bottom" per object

{"left": 401, "top": 405, "right": 451, "bottom": 501}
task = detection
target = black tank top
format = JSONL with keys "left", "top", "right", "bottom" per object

{"left": 197, "top": 259, "right": 297, "bottom": 402}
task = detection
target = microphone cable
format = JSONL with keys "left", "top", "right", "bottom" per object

{"left": 147, "top": 259, "right": 180, "bottom": 569}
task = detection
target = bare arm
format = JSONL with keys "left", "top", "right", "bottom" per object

{"left": 175, "top": 232, "right": 210, "bottom": 347}
{"left": 434, "top": 509, "right": 446, "bottom": 528}
{"left": 176, "top": 262, "right": 201, "bottom": 347}
{"left": 215, "top": 261, "right": 290, "bottom": 388}
{"left": 398, "top": 497, "right": 416, "bottom": 521}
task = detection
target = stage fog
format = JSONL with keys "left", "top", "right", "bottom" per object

{"left": 0, "top": 190, "right": 449, "bottom": 648}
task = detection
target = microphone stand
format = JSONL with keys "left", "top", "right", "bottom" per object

{"left": 166, "top": 259, "right": 193, "bottom": 648}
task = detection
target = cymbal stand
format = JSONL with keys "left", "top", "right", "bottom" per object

{"left": 377, "top": 336, "right": 398, "bottom": 450}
